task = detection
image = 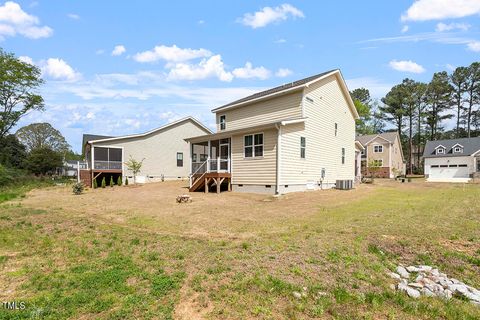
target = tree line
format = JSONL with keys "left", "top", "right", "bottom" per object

{"left": 0, "top": 48, "right": 80, "bottom": 182}
{"left": 351, "top": 62, "right": 480, "bottom": 175}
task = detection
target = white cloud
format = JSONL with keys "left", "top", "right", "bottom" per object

{"left": 232, "top": 62, "right": 271, "bottom": 80}
{"left": 167, "top": 55, "right": 233, "bottom": 82}
{"left": 18, "top": 55, "right": 33, "bottom": 64}
{"left": 198, "top": 20, "right": 205, "bottom": 25}
{"left": 0, "top": 1, "right": 52, "bottom": 40}
{"left": 238, "top": 3, "right": 304, "bottom": 29}
{"left": 40, "top": 58, "right": 81, "bottom": 81}
{"left": 401, "top": 25, "right": 409, "bottom": 33}
{"left": 95, "top": 49, "right": 105, "bottom": 55}
{"left": 275, "top": 68, "right": 293, "bottom": 77}
{"left": 467, "top": 41, "right": 480, "bottom": 52}
{"left": 389, "top": 59, "right": 426, "bottom": 73}
{"left": 401, "top": 0, "right": 480, "bottom": 21}
{"left": 67, "top": 13, "right": 80, "bottom": 20}
{"left": 435, "top": 22, "right": 470, "bottom": 32}
{"left": 133, "top": 44, "right": 212, "bottom": 63}
{"left": 111, "top": 45, "right": 126, "bottom": 56}
{"left": 274, "top": 38, "right": 287, "bottom": 43}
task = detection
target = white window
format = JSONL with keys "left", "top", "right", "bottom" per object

{"left": 300, "top": 137, "right": 306, "bottom": 158}
{"left": 361, "top": 149, "right": 365, "bottom": 156}
{"left": 453, "top": 147, "right": 463, "bottom": 153}
{"left": 341, "top": 148, "right": 345, "bottom": 164}
{"left": 334, "top": 123, "right": 338, "bottom": 136}
{"left": 436, "top": 148, "right": 445, "bottom": 154}
{"left": 372, "top": 159, "right": 383, "bottom": 167}
{"left": 219, "top": 115, "right": 226, "bottom": 130}
{"left": 177, "top": 152, "right": 183, "bottom": 167}
{"left": 373, "top": 145, "right": 383, "bottom": 153}
{"left": 244, "top": 133, "right": 263, "bottom": 158}
{"left": 193, "top": 154, "right": 197, "bottom": 162}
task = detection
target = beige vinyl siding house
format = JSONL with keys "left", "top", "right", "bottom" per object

{"left": 187, "top": 69, "right": 359, "bottom": 194}
{"left": 357, "top": 132, "right": 405, "bottom": 178}
{"left": 81, "top": 117, "right": 211, "bottom": 187}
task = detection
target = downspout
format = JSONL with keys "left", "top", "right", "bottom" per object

{"left": 275, "top": 123, "right": 282, "bottom": 195}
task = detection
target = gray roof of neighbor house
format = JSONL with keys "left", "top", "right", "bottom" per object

{"left": 423, "top": 137, "right": 480, "bottom": 158}
{"left": 356, "top": 132, "right": 398, "bottom": 146}
{"left": 212, "top": 69, "right": 338, "bottom": 112}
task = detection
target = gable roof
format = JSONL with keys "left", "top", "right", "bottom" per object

{"left": 211, "top": 69, "right": 358, "bottom": 119}
{"left": 356, "top": 132, "right": 399, "bottom": 146}
{"left": 82, "top": 134, "right": 114, "bottom": 149}
{"left": 423, "top": 137, "right": 480, "bottom": 158}
{"left": 84, "top": 117, "right": 212, "bottom": 145}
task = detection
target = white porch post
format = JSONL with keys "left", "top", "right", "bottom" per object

{"left": 207, "top": 140, "right": 211, "bottom": 173}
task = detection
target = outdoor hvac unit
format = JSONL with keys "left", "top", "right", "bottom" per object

{"left": 336, "top": 180, "right": 353, "bottom": 190}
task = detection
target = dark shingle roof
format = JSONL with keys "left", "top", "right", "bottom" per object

{"left": 82, "top": 134, "right": 114, "bottom": 147}
{"left": 423, "top": 137, "right": 480, "bottom": 158}
{"left": 212, "top": 69, "right": 338, "bottom": 111}
{"left": 356, "top": 132, "right": 398, "bottom": 146}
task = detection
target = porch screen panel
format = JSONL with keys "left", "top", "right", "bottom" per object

{"left": 109, "top": 148, "right": 122, "bottom": 161}
{"left": 94, "top": 147, "right": 108, "bottom": 161}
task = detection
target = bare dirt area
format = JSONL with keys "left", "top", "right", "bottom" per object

{"left": 21, "top": 180, "right": 376, "bottom": 239}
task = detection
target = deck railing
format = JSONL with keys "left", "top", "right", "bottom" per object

{"left": 94, "top": 160, "right": 122, "bottom": 170}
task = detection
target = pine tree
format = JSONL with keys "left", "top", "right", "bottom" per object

{"left": 125, "top": 177, "right": 129, "bottom": 185}
{"left": 117, "top": 176, "right": 122, "bottom": 186}
{"left": 101, "top": 177, "right": 106, "bottom": 188}
{"left": 450, "top": 66, "right": 469, "bottom": 137}
{"left": 109, "top": 176, "right": 114, "bottom": 187}
{"left": 93, "top": 178, "right": 98, "bottom": 189}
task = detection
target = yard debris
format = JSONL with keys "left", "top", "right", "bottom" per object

{"left": 390, "top": 265, "right": 480, "bottom": 305}
{"left": 176, "top": 194, "right": 192, "bottom": 203}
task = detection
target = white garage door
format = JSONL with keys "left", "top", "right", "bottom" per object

{"left": 429, "top": 164, "right": 469, "bottom": 181}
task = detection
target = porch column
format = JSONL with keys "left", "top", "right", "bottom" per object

{"left": 207, "top": 140, "right": 211, "bottom": 172}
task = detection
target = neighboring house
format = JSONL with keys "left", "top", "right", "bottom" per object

{"left": 356, "top": 132, "right": 405, "bottom": 178}
{"left": 186, "top": 69, "right": 359, "bottom": 194}
{"left": 58, "top": 160, "right": 87, "bottom": 177}
{"left": 80, "top": 117, "right": 212, "bottom": 187}
{"left": 423, "top": 137, "right": 480, "bottom": 183}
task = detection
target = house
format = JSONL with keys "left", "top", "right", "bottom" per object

{"left": 423, "top": 137, "right": 480, "bottom": 183}
{"left": 186, "top": 69, "right": 359, "bottom": 194}
{"left": 80, "top": 117, "right": 212, "bottom": 187}
{"left": 58, "top": 160, "right": 87, "bottom": 177}
{"left": 356, "top": 132, "right": 405, "bottom": 178}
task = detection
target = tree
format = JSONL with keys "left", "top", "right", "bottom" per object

{"left": 124, "top": 156, "right": 144, "bottom": 184}
{"left": 109, "top": 176, "right": 114, "bottom": 187}
{"left": 424, "top": 72, "right": 453, "bottom": 140}
{"left": 101, "top": 177, "right": 106, "bottom": 188}
{"left": 381, "top": 84, "right": 406, "bottom": 136}
{"left": 25, "top": 147, "right": 63, "bottom": 175}
{"left": 350, "top": 88, "right": 374, "bottom": 134}
{"left": 117, "top": 176, "right": 122, "bottom": 186}
{"left": 0, "top": 49, "right": 44, "bottom": 139}
{"left": 0, "top": 134, "right": 27, "bottom": 168}
{"left": 464, "top": 62, "right": 480, "bottom": 137}
{"left": 450, "top": 66, "right": 469, "bottom": 137}
{"left": 16, "top": 123, "right": 70, "bottom": 153}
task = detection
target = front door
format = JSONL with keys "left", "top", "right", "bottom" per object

{"left": 219, "top": 139, "right": 229, "bottom": 171}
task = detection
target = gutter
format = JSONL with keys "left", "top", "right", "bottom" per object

{"left": 275, "top": 123, "right": 282, "bottom": 195}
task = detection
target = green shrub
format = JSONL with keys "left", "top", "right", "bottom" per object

{"left": 72, "top": 182, "right": 84, "bottom": 195}
{"left": 117, "top": 176, "right": 122, "bottom": 186}
{"left": 101, "top": 177, "right": 106, "bottom": 188}
{"left": 125, "top": 177, "right": 129, "bottom": 185}
{"left": 93, "top": 178, "right": 98, "bottom": 189}
{"left": 109, "top": 176, "right": 114, "bottom": 187}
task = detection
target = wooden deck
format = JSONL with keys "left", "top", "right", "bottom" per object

{"left": 189, "top": 172, "right": 232, "bottom": 193}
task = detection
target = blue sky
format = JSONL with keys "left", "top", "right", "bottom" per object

{"left": 2, "top": 0, "right": 480, "bottom": 152}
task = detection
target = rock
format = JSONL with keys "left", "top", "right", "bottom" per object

{"left": 422, "top": 288, "right": 436, "bottom": 297}
{"left": 439, "top": 278, "right": 452, "bottom": 288}
{"left": 406, "top": 287, "right": 421, "bottom": 299}
{"left": 396, "top": 266, "right": 410, "bottom": 279}
{"left": 418, "top": 265, "right": 432, "bottom": 272}
{"left": 415, "top": 274, "right": 424, "bottom": 282}
{"left": 431, "top": 269, "right": 440, "bottom": 277}
{"left": 389, "top": 284, "right": 396, "bottom": 291}
{"left": 449, "top": 284, "right": 470, "bottom": 296}
{"left": 406, "top": 266, "right": 419, "bottom": 272}
{"left": 316, "top": 291, "right": 328, "bottom": 297}
{"left": 439, "top": 289, "right": 453, "bottom": 300}
{"left": 408, "top": 282, "right": 424, "bottom": 289}
{"left": 388, "top": 272, "right": 401, "bottom": 280}
{"left": 293, "top": 292, "right": 302, "bottom": 299}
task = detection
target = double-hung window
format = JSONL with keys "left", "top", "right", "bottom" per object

{"left": 244, "top": 133, "right": 263, "bottom": 158}
{"left": 177, "top": 152, "right": 183, "bottom": 167}
{"left": 373, "top": 145, "right": 383, "bottom": 153}
{"left": 300, "top": 137, "right": 306, "bottom": 158}
{"left": 341, "top": 148, "right": 345, "bottom": 164}
{"left": 219, "top": 115, "right": 226, "bottom": 130}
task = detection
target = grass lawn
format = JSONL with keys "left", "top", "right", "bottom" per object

{"left": 0, "top": 180, "right": 479, "bottom": 319}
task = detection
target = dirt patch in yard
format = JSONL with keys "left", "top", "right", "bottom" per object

{"left": 21, "top": 180, "right": 377, "bottom": 239}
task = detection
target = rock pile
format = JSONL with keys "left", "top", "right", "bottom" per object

{"left": 389, "top": 265, "right": 480, "bottom": 305}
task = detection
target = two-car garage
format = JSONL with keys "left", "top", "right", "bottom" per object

{"left": 428, "top": 163, "right": 470, "bottom": 182}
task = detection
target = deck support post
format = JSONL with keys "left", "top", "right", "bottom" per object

{"left": 205, "top": 177, "right": 209, "bottom": 193}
